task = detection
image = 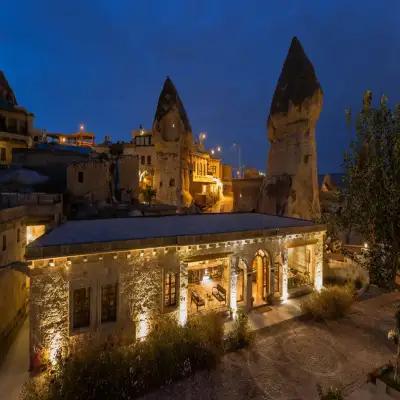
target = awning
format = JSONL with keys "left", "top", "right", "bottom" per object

{"left": 183, "top": 251, "right": 234, "bottom": 263}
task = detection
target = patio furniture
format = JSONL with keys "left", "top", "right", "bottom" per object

{"left": 191, "top": 291, "right": 205, "bottom": 311}
{"left": 212, "top": 284, "right": 226, "bottom": 304}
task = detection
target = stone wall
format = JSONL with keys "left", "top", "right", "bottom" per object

{"left": 28, "top": 228, "right": 325, "bottom": 363}
{"left": 67, "top": 160, "right": 110, "bottom": 202}
{"left": 0, "top": 268, "right": 29, "bottom": 341}
{"left": 232, "top": 178, "right": 263, "bottom": 211}
{"left": 0, "top": 206, "right": 26, "bottom": 266}
{"left": 117, "top": 155, "right": 139, "bottom": 200}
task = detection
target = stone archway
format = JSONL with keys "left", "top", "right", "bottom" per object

{"left": 251, "top": 250, "right": 271, "bottom": 307}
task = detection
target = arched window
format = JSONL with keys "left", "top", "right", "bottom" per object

{"left": 169, "top": 178, "right": 175, "bottom": 187}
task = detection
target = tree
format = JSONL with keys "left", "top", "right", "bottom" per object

{"left": 337, "top": 91, "right": 400, "bottom": 289}
{"left": 142, "top": 186, "right": 156, "bottom": 205}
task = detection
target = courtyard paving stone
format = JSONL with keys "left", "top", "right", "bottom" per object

{"left": 143, "top": 292, "right": 400, "bottom": 400}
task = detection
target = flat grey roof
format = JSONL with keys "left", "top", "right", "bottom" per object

{"left": 29, "top": 213, "right": 315, "bottom": 248}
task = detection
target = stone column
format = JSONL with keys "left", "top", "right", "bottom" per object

{"left": 281, "top": 248, "right": 289, "bottom": 303}
{"left": 179, "top": 263, "right": 188, "bottom": 326}
{"left": 229, "top": 256, "right": 239, "bottom": 312}
{"left": 314, "top": 235, "right": 323, "bottom": 291}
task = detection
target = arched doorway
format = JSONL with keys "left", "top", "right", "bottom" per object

{"left": 251, "top": 250, "right": 270, "bottom": 306}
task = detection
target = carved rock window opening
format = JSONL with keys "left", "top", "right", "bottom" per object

{"left": 165, "top": 273, "right": 177, "bottom": 307}
{"left": 169, "top": 178, "right": 175, "bottom": 187}
{"left": 101, "top": 283, "right": 118, "bottom": 323}
{"left": 73, "top": 287, "right": 91, "bottom": 329}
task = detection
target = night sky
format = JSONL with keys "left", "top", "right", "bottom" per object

{"left": 3, "top": 1, "right": 400, "bottom": 174}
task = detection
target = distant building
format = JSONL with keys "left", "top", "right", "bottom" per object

{"left": 0, "top": 71, "right": 41, "bottom": 167}
{"left": 67, "top": 155, "right": 139, "bottom": 204}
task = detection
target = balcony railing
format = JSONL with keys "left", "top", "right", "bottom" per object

{"left": 0, "top": 193, "right": 62, "bottom": 208}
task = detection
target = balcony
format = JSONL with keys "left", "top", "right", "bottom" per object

{"left": 193, "top": 173, "right": 215, "bottom": 183}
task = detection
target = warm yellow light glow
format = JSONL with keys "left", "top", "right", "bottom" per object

{"left": 211, "top": 149, "right": 215, "bottom": 155}
{"left": 49, "top": 331, "right": 62, "bottom": 366}
{"left": 364, "top": 242, "right": 368, "bottom": 249}
{"left": 281, "top": 251, "right": 288, "bottom": 304}
{"left": 138, "top": 313, "right": 148, "bottom": 340}
{"left": 217, "top": 146, "right": 221, "bottom": 152}
{"left": 236, "top": 171, "right": 240, "bottom": 175}
{"left": 26, "top": 225, "right": 46, "bottom": 244}
{"left": 79, "top": 124, "right": 85, "bottom": 131}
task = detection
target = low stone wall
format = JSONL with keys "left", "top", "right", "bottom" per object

{"left": 0, "top": 268, "right": 29, "bottom": 365}
{"left": 324, "top": 252, "right": 369, "bottom": 284}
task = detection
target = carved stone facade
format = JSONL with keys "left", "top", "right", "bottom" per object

{"left": 26, "top": 214, "right": 325, "bottom": 366}
{"left": 258, "top": 37, "right": 323, "bottom": 220}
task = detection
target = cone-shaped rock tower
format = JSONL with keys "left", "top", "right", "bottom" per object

{"left": 0, "top": 71, "right": 18, "bottom": 105}
{"left": 260, "top": 37, "right": 323, "bottom": 220}
{"left": 152, "top": 76, "right": 193, "bottom": 206}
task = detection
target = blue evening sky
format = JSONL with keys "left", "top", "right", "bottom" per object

{"left": 2, "top": 1, "right": 399, "bottom": 173}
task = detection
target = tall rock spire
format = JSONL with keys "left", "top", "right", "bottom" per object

{"left": 260, "top": 37, "right": 322, "bottom": 220}
{"left": 153, "top": 76, "right": 192, "bottom": 134}
{"left": 269, "top": 37, "right": 322, "bottom": 116}
{"left": 0, "top": 71, "right": 18, "bottom": 105}
{"left": 152, "top": 76, "right": 193, "bottom": 207}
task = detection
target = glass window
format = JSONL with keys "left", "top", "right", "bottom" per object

{"left": 101, "top": 283, "right": 118, "bottom": 323}
{"left": 78, "top": 171, "right": 84, "bottom": 183}
{"left": 164, "top": 273, "right": 177, "bottom": 307}
{"left": 141, "top": 155, "right": 145, "bottom": 165}
{"left": 0, "top": 148, "right": 6, "bottom": 161}
{"left": 147, "top": 155, "right": 151, "bottom": 165}
{"left": 73, "top": 288, "right": 91, "bottom": 329}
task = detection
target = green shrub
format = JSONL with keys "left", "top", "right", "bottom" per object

{"left": 21, "top": 313, "right": 224, "bottom": 400}
{"left": 300, "top": 285, "right": 354, "bottom": 321}
{"left": 225, "top": 308, "right": 254, "bottom": 352}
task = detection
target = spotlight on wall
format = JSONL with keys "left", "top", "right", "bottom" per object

{"left": 66, "top": 259, "right": 72, "bottom": 265}
{"left": 153, "top": 249, "right": 157, "bottom": 256}
{"left": 83, "top": 257, "right": 88, "bottom": 263}
{"left": 98, "top": 255, "right": 103, "bottom": 260}
{"left": 127, "top": 253, "right": 131, "bottom": 259}
{"left": 140, "top": 251, "right": 144, "bottom": 257}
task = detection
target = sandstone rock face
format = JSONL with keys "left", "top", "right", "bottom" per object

{"left": 0, "top": 71, "right": 17, "bottom": 105}
{"left": 152, "top": 77, "right": 193, "bottom": 206}
{"left": 260, "top": 37, "right": 322, "bottom": 220}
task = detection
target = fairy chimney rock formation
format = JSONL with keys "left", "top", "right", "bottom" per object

{"left": 152, "top": 76, "right": 193, "bottom": 206}
{"left": 0, "top": 71, "right": 18, "bottom": 105}
{"left": 261, "top": 37, "right": 322, "bottom": 220}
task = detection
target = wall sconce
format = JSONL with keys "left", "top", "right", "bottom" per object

{"left": 49, "top": 260, "right": 55, "bottom": 267}
{"left": 98, "top": 255, "right": 103, "bottom": 260}
{"left": 113, "top": 255, "right": 118, "bottom": 260}
{"left": 66, "top": 259, "right": 72, "bottom": 265}
{"left": 153, "top": 249, "right": 157, "bottom": 256}
{"left": 140, "top": 251, "right": 144, "bottom": 257}
{"left": 127, "top": 253, "right": 131, "bottom": 259}
{"left": 83, "top": 257, "right": 88, "bottom": 263}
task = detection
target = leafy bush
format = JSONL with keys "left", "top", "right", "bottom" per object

{"left": 225, "top": 308, "right": 254, "bottom": 352}
{"left": 21, "top": 313, "right": 224, "bottom": 400}
{"left": 300, "top": 285, "right": 354, "bottom": 321}
{"left": 316, "top": 383, "right": 343, "bottom": 399}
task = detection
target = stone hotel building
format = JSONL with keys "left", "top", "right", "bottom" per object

{"left": 26, "top": 213, "right": 325, "bottom": 365}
